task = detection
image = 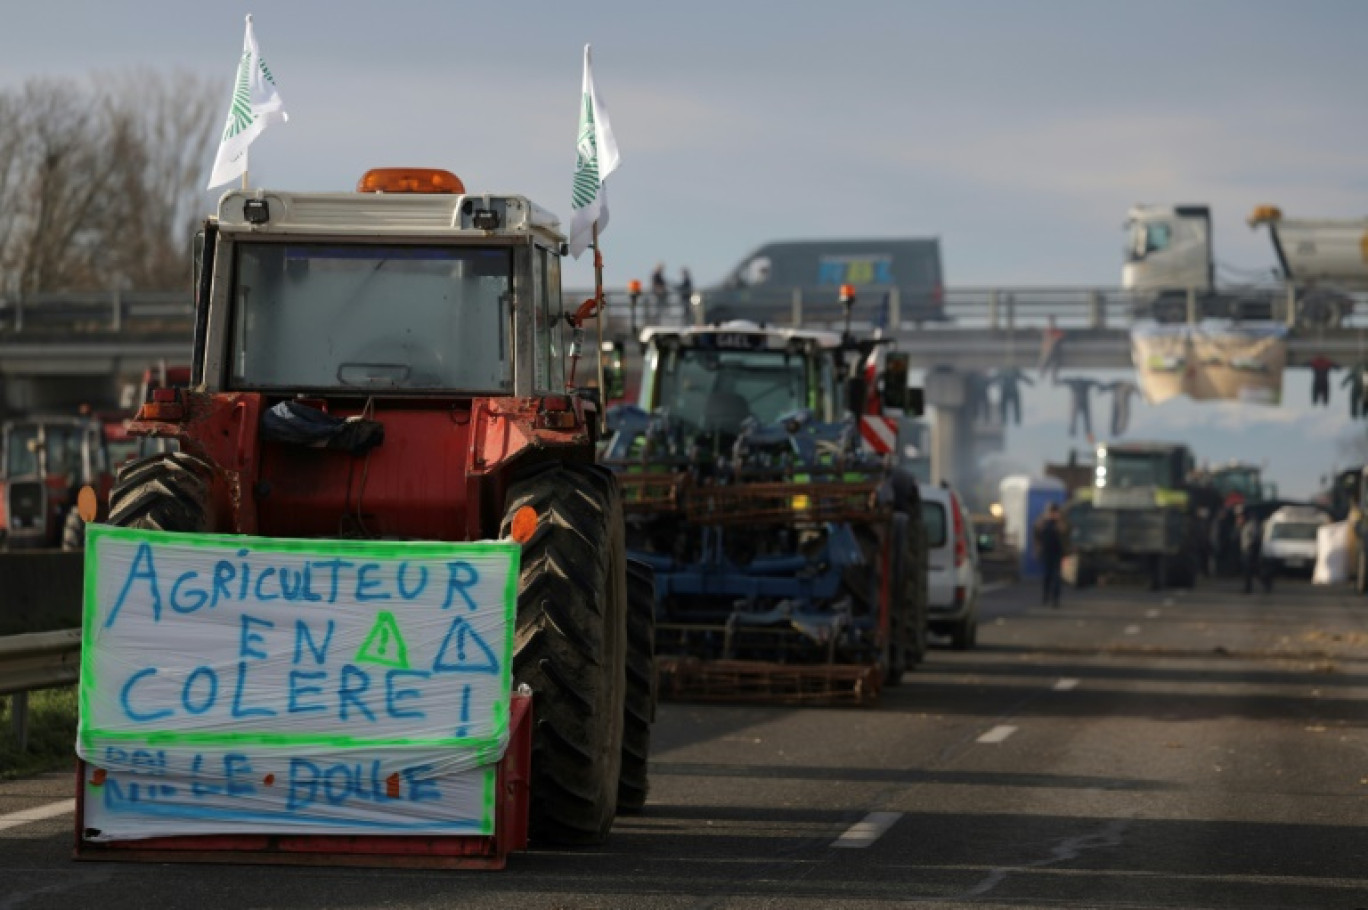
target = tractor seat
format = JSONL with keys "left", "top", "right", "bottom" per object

{"left": 703, "top": 390, "right": 752, "bottom": 432}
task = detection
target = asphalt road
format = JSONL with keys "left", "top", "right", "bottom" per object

{"left": 3, "top": 576, "right": 1367, "bottom": 909}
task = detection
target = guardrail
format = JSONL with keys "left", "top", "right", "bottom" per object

{"left": 0, "top": 628, "right": 81, "bottom": 751}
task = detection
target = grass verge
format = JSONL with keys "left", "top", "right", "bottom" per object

{"left": 0, "top": 685, "right": 78, "bottom": 780}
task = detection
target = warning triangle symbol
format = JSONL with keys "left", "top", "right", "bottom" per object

{"left": 431, "top": 616, "right": 500, "bottom": 675}
{"left": 355, "top": 611, "right": 411, "bottom": 670}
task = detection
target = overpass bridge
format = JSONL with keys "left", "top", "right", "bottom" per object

{"left": 2, "top": 285, "right": 1364, "bottom": 489}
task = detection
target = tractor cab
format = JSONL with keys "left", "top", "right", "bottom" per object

{"left": 0, "top": 415, "right": 110, "bottom": 548}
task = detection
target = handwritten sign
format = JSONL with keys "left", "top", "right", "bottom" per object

{"left": 77, "top": 525, "right": 518, "bottom": 839}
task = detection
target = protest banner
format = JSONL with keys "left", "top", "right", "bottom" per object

{"left": 77, "top": 525, "right": 518, "bottom": 840}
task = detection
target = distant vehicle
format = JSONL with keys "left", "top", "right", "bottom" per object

{"left": 1122, "top": 204, "right": 1368, "bottom": 327}
{"left": 0, "top": 415, "right": 111, "bottom": 550}
{"left": 1261, "top": 506, "right": 1330, "bottom": 578}
{"left": 919, "top": 482, "right": 981, "bottom": 649}
{"left": 696, "top": 238, "right": 945, "bottom": 326}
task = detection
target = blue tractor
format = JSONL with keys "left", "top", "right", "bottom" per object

{"left": 600, "top": 321, "right": 926, "bottom": 704}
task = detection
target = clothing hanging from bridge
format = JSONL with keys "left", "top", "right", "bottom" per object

{"left": 1099, "top": 380, "right": 1140, "bottom": 436}
{"left": 1056, "top": 376, "right": 1101, "bottom": 438}
{"left": 1308, "top": 355, "right": 1336, "bottom": 407}
{"left": 993, "top": 367, "right": 1034, "bottom": 426}
{"left": 1341, "top": 361, "right": 1368, "bottom": 418}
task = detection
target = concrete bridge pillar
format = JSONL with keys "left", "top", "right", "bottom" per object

{"left": 923, "top": 367, "right": 1000, "bottom": 495}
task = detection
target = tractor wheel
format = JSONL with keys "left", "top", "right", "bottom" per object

{"left": 617, "top": 558, "right": 657, "bottom": 815}
{"left": 60, "top": 507, "right": 85, "bottom": 551}
{"left": 949, "top": 616, "right": 977, "bottom": 651}
{"left": 106, "top": 453, "right": 215, "bottom": 532}
{"left": 883, "top": 513, "right": 911, "bottom": 687}
{"left": 501, "top": 463, "right": 628, "bottom": 846}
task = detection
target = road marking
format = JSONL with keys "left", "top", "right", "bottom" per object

{"left": 1145, "top": 609, "right": 1160, "bottom": 619}
{"left": 977, "top": 725, "right": 1018, "bottom": 744}
{"left": 1053, "top": 678, "right": 1079, "bottom": 691}
{"left": 831, "top": 811, "right": 902, "bottom": 848}
{"left": 0, "top": 798, "right": 75, "bottom": 833}
{"left": 1124, "top": 624, "right": 1141, "bottom": 635}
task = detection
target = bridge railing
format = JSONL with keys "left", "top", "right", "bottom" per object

{"left": 0, "top": 290, "right": 192, "bottom": 336}
{"left": 2, "top": 284, "right": 1365, "bottom": 342}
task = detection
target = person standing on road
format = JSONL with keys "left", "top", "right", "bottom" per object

{"left": 1034, "top": 502, "right": 1065, "bottom": 608}
{"left": 650, "top": 263, "right": 668, "bottom": 309}
{"left": 1238, "top": 509, "right": 1264, "bottom": 594}
{"left": 676, "top": 267, "right": 693, "bottom": 306}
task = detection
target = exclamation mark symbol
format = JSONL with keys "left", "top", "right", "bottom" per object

{"left": 456, "top": 684, "right": 471, "bottom": 738}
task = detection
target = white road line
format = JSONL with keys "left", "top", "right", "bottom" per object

{"left": 976, "top": 724, "right": 1018, "bottom": 744}
{"left": 831, "top": 811, "right": 902, "bottom": 848}
{"left": 1053, "top": 678, "right": 1080, "bottom": 691}
{"left": 0, "top": 798, "right": 75, "bottom": 833}
{"left": 1145, "top": 609, "right": 1160, "bottom": 619}
{"left": 1123, "top": 624, "right": 1141, "bottom": 635}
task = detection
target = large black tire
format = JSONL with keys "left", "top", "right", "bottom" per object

{"left": 617, "top": 558, "right": 656, "bottom": 814}
{"left": 949, "top": 616, "right": 978, "bottom": 651}
{"left": 500, "top": 463, "right": 628, "bottom": 846}
{"left": 106, "top": 453, "right": 214, "bottom": 532}
{"left": 60, "top": 507, "right": 85, "bottom": 551}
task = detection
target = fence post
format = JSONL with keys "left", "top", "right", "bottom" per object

{"left": 887, "top": 286, "right": 901, "bottom": 331}
{"left": 989, "top": 290, "right": 1000, "bottom": 331}
{"left": 111, "top": 288, "right": 123, "bottom": 332}
{"left": 791, "top": 288, "right": 803, "bottom": 327}
{"left": 11, "top": 691, "right": 29, "bottom": 752}
{"left": 1005, "top": 293, "right": 1016, "bottom": 333}
{"left": 1088, "top": 289, "right": 1104, "bottom": 330}
{"left": 1186, "top": 287, "right": 1197, "bottom": 324}
{"left": 14, "top": 293, "right": 22, "bottom": 333}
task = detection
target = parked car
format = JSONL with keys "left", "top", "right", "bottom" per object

{"left": 919, "top": 482, "right": 981, "bottom": 649}
{"left": 1261, "top": 505, "right": 1330, "bottom": 578}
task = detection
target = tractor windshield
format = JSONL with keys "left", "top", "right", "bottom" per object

{"left": 3, "top": 423, "right": 84, "bottom": 478}
{"left": 655, "top": 347, "right": 816, "bottom": 433}
{"left": 229, "top": 243, "right": 513, "bottom": 392}
{"left": 1098, "top": 452, "right": 1176, "bottom": 489}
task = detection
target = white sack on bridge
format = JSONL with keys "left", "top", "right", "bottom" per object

{"left": 1312, "top": 521, "right": 1350, "bottom": 585}
{"left": 1131, "top": 324, "right": 1287, "bottom": 405}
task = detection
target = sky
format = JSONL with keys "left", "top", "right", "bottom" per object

{"left": 1, "top": 0, "right": 1365, "bottom": 498}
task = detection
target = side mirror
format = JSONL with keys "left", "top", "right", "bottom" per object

{"left": 599, "top": 341, "right": 627, "bottom": 403}
{"left": 881, "top": 352, "right": 910, "bottom": 410}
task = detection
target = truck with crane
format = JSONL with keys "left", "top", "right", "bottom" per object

{"left": 1123, "top": 204, "right": 1368, "bottom": 327}
{"left": 75, "top": 166, "right": 652, "bottom": 866}
{"left": 599, "top": 291, "right": 928, "bottom": 705}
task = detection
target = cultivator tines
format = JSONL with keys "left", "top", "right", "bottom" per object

{"left": 620, "top": 473, "right": 686, "bottom": 513}
{"left": 655, "top": 657, "right": 881, "bottom": 706}
{"left": 683, "top": 480, "right": 885, "bottom": 525}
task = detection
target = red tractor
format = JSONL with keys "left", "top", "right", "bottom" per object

{"left": 0, "top": 415, "right": 112, "bottom": 550}
{"left": 105, "top": 167, "right": 651, "bottom": 845}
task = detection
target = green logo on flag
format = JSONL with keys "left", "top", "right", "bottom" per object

{"left": 571, "top": 94, "right": 599, "bottom": 210}
{"left": 221, "top": 51, "right": 281, "bottom": 141}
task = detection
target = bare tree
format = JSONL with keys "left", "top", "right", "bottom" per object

{"left": 0, "top": 71, "right": 218, "bottom": 296}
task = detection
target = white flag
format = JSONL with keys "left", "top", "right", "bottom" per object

{"left": 568, "top": 45, "right": 620, "bottom": 259}
{"left": 206, "top": 15, "right": 289, "bottom": 190}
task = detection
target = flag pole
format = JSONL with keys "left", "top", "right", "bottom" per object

{"left": 593, "top": 220, "right": 607, "bottom": 435}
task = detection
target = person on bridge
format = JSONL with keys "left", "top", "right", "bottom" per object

{"left": 1034, "top": 502, "right": 1065, "bottom": 608}
{"left": 1099, "top": 380, "right": 1140, "bottom": 436}
{"left": 676, "top": 268, "right": 693, "bottom": 306}
{"left": 993, "top": 367, "right": 1033, "bottom": 426}
{"left": 1038, "top": 316, "right": 1066, "bottom": 381}
{"left": 1307, "top": 354, "right": 1336, "bottom": 406}
{"left": 1056, "top": 376, "right": 1101, "bottom": 438}
{"left": 651, "top": 263, "right": 668, "bottom": 309}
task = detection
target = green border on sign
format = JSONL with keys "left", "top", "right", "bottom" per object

{"left": 79, "top": 525, "right": 520, "bottom": 753}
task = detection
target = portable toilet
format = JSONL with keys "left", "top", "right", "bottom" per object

{"left": 999, "top": 474, "right": 1068, "bottom": 578}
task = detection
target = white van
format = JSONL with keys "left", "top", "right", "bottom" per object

{"left": 1261, "top": 505, "right": 1329, "bottom": 577}
{"left": 918, "top": 483, "right": 981, "bottom": 649}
